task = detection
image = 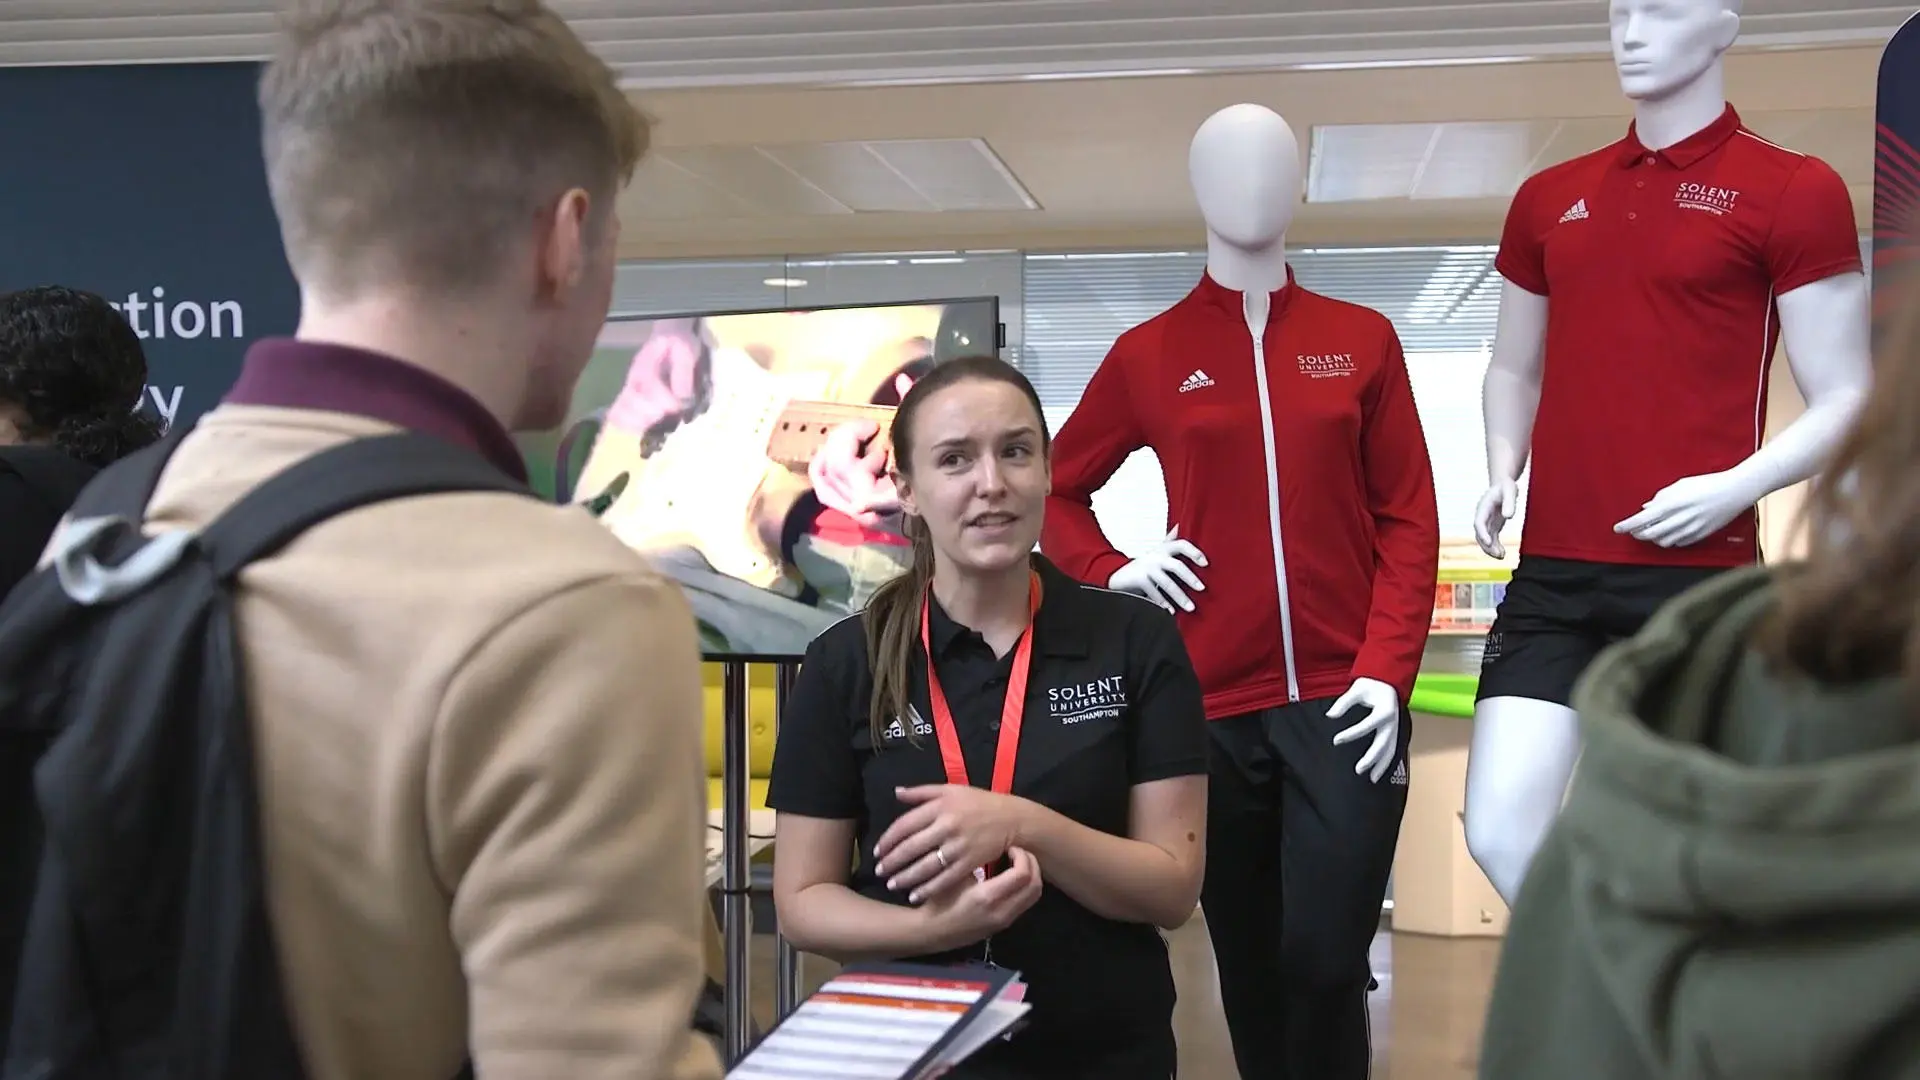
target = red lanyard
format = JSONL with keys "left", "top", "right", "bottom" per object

{"left": 919, "top": 570, "right": 1043, "bottom": 801}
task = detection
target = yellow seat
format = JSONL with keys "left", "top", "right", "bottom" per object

{"left": 702, "top": 662, "right": 779, "bottom": 814}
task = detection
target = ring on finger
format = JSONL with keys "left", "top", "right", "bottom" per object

{"left": 935, "top": 847, "right": 949, "bottom": 869}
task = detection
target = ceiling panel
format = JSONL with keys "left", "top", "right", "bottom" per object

{"left": 1531, "top": 117, "right": 1649, "bottom": 174}
{"left": 1308, "top": 122, "right": 1553, "bottom": 202}
{"left": 627, "top": 138, "right": 1036, "bottom": 219}
{"left": 1308, "top": 107, "right": 1876, "bottom": 203}
{"left": 757, "top": 144, "right": 934, "bottom": 213}
{"left": 1414, "top": 123, "right": 1562, "bottom": 200}
{"left": 602, "top": 44, "right": 1882, "bottom": 255}
{"left": 0, "top": 1, "right": 1907, "bottom": 88}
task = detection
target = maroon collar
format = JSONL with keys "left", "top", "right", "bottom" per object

{"left": 224, "top": 338, "right": 529, "bottom": 483}
{"left": 1191, "top": 264, "right": 1300, "bottom": 323}
{"left": 1616, "top": 104, "right": 1743, "bottom": 170}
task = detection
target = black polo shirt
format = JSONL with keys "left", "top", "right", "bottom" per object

{"left": 767, "top": 555, "right": 1208, "bottom": 1068}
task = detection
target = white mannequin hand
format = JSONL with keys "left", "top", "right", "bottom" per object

{"left": 1106, "top": 527, "right": 1209, "bottom": 613}
{"left": 1612, "top": 470, "right": 1759, "bottom": 549}
{"left": 1472, "top": 478, "right": 1519, "bottom": 560}
{"left": 1328, "top": 678, "right": 1400, "bottom": 784}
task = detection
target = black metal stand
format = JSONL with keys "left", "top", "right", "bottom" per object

{"left": 720, "top": 661, "right": 752, "bottom": 1065}
{"left": 717, "top": 658, "right": 809, "bottom": 1061}
{"left": 772, "top": 661, "right": 803, "bottom": 1020}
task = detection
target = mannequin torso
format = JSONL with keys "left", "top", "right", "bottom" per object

{"left": 1041, "top": 102, "right": 1440, "bottom": 1079}
{"left": 1478, "top": 0, "right": 1870, "bottom": 564}
{"left": 1044, "top": 98, "right": 1436, "bottom": 757}
{"left": 1464, "top": 0, "right": 1873, "bottom": 906}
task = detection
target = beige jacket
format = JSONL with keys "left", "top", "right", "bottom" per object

{"left": 132, "top": 404, "right": 722, "bottom": 1080}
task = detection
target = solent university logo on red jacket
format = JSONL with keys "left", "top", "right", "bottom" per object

{"left": 1296, "top": 353, "right": 1357, "bottom": 378}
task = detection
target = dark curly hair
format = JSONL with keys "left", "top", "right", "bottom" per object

{"left": 0, "top": 285, "right": 164, "bottom": 467}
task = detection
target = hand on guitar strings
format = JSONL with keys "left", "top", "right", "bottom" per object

{"left": 809, "top": 419, "right": 900, "bottom": 525}
{"left": 807, "top": 374, "right": 916, "bottom": 525}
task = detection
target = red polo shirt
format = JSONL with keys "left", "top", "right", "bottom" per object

{"left": 1498, "top": 104, "right": 1862, "bottom": 567}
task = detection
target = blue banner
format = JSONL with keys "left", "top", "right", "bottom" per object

{"left": 1874, "top": 12, "right": 1920, "bottom": 339}
{"left": 0, "top": 62, "right": 298, "bottom": 433}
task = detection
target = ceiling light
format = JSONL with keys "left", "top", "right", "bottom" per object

{"left": 763, "top": 277, "right": 808, "bottom": 288}
{"left": 1015, "top": 68, "right": 1202, "bottom": 82}
{"left": 835, "top": 67, "right": 1199, "bottom": 88}
{"left": 788, "top": 259, "right": 900, "bottom": 268}
{"left": 1289, "top": 56, "right": 1532, "bottom": 72}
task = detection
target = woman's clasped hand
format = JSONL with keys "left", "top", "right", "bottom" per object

{"left": 875, "top": 783, "right": 1032, "bottom": 902}
{"left": 911, "top": 845, "right": 1046, "bottom": 955}
{"left": 873, "top": 784, "right": 1046, "bottom": 951}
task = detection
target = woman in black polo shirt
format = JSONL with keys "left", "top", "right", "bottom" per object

{"left": 767, "top": 355, "right": 1210, "bottom": 1079}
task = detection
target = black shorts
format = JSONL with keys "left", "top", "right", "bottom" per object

{"left": 1475, "top": 554, "right": 1734, "bottom": 707}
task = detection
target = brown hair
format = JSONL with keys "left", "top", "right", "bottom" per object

{"left": 863, "top": 356, "right": 1051, "bottom": 743}
{"left": 1760, "top": 285, "right": 1920, "bottom": 688}
{"left": 258, "top": 0, "right": 649, "bottom": 300}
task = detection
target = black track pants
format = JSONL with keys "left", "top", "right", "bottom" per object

{"left": 1199, "top": 699, "right": 1410, "bottom": 1080}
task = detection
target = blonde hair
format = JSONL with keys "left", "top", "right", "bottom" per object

{"left": 259, "top": 0, "right": 650, "bottom": 299}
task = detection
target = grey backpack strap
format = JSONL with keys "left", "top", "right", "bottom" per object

{"left": 47, "top": 432, "right": 530, "bottom": 607}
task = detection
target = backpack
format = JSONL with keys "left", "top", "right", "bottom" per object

{"left": 0, "top": 426, "right": 527, "bottom": 1079}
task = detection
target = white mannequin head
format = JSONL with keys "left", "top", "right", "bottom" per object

{"left": 1608, "top": 0, "right": 1740, "bottom": 102}
{"left": 1188, "top": 104, "right": 1301, "bottom": 251}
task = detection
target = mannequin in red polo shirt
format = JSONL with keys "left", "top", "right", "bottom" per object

{"left": 1043, "top": 103, "right": 1440, "bottom": 1080}
{"left": 1464, "top": 0, "right": 1873, "bottom": 906}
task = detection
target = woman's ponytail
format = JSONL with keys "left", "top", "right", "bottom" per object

{"left": 864, "top": 513, "right": 936, "bottom": 745}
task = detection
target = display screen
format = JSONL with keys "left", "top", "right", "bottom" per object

{"left": 520, "top": 297, "right": 1001, "bottom": 660}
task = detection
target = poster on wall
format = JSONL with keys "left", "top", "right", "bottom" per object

{"left": 1874, "top": 11, "right": 1920, "bottom": 340}
{"left": 0, "top": 62, "right": 298, "bottom": 434}
{"left": 518, "top": 298, "right": 1000, "bottom": 660}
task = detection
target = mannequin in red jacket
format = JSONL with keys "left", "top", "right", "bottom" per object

{"left": 1041, "top": 103, "right": 1440, "bottom": 1080}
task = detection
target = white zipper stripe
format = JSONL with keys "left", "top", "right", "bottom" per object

{"left": 1245, "top": 294, "right": 1301, "bottom": 702}
{"left": 1752, "top": 293, "right": 1773, "bottom": 455}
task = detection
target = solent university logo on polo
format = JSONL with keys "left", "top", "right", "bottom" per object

{"left": 1675, "top": 182, "right": 1740, "bottom": 216}
{"left": 1048, "top": 675, "right": 1127, "bottom": 726}
{"left": 106, "top": 286, "right": 249, "bottom": 434}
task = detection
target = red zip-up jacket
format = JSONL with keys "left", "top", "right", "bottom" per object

{"left": 1042, "top": 269, "right": 1440, "bottom": 719}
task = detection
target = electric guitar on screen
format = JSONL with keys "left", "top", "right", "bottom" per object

{"left": 571, "top": 344, "right": 898, "bottom": 593}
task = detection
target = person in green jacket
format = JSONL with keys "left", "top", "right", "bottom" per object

{"left": 1478, "top": 314, "right": 1920, "bottom": 1078}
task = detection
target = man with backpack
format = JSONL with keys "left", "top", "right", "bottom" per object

{"left": 0, "top": 3, "right": 721, "bottom": 1079}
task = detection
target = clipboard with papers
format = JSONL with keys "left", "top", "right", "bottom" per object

{"left": 725, "top": 962, "right": 1031, "bottom": 1080}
